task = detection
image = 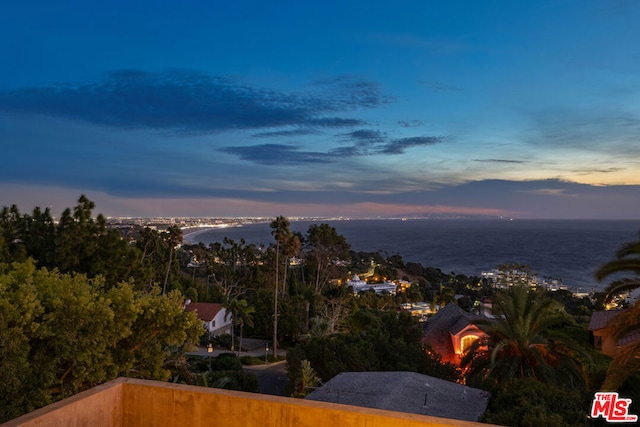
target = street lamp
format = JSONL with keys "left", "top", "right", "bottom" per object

{"left": 265, "top": 342, "right": 269, "bottom": 363}
{"left": 207, "top": 342, "right": 213, "bottom": 371}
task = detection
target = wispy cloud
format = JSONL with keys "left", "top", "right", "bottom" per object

{"left": 418, "top": 80, "right": 462, "bottom": 92}
{"left": 380, "top": 136, "right": 443, "bottom": 154}
{"left": 222, "top": 133, "right": 444, "bottom": 165}
{"left": 570, "top": 167, "right": 624, "bottom": 174}
{"left": 473, "top": 158, "right": 527, "bottom": 164}
{"left": 252, "top": 129, "right": 321, "bottom": 138}
{"left": 221, "top": 144, "right": 333, "bottom": 165}
{"left": 0, "top": 70, "right": 388, "bottom": 134}
{"left": 398, "top": 119, "right": 425, "bottom": 128}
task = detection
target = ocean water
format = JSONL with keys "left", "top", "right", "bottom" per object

{"left": 184, "top": 219, "right": 640, "bottom": 293}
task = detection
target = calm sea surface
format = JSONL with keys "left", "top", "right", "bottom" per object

{"left": 184, "top": 219, "right": 640, "bottom": 293}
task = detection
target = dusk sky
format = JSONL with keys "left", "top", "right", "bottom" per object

{"left": 1, "top": 1, "right": 639, "bottom": 219}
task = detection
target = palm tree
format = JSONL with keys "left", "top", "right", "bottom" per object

{"left": 462, "top": 285, "right": 587, "bottom": 390}
{"left": 595, "top": 232, "right": 640, "bottom": 390}
{"left": 224, "top": 298, "right": 239, "bottom": 354}
{"left": 595, "top": 233, "right": 640, "bottom": 301}
{"left": 224, "top": 298, "right": 255, "bottom": 356}
{"left": 235, "top": 301, "right": 255, "bottom": 356}
{"left": 270, "top": 216, "right": 290, "bottom": 358}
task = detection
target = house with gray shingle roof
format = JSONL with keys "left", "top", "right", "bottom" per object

{"left": 588, "top": 310, "right": 640, "bottom": 357}
{"left": 421, "top": 303, "right": 487, "bottom": 365}
{"left": 305, "top": 371, "right": 490, "bottom": 423}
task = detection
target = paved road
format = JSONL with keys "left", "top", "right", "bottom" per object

{"left": 243, "top": 361, "right": 289, "bottom": 396}
{"left": 188, "top": 338, "right": 290, "bottom": 396}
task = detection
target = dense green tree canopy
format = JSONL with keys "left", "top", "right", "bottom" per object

{"left": 287, "top": 310, "right": 460, "bottom": 387}
{"left": 0, "top": 196, "right": 145, "bottom": 287}
{"left": 0, "top": 261, "right": 202, "bottom": 422}
{"left": 306, "top": 223, "right": 350, "bottom": 293}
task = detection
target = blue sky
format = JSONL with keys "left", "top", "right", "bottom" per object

{"left": 1, "top": 0, "right": 639, "bottom": 219}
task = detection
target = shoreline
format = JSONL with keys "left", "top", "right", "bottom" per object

{"left": 182, "top": 224, "right": 242, "bottom": 244}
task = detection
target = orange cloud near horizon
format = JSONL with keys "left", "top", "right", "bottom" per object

{"left": 0, "top": 184, "right": 516, "bottom": 219}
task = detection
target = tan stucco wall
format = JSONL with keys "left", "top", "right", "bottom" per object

{"left": 4, "top": 378, "right": 494, "bottom": 427}
{"left": 2, "top": 379, "right": 124, "bottom": 427}
{"left": 594, "top": 331, "right": 619, "bottom": 357}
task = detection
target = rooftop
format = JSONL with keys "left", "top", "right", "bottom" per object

{"left": 306, "top": 371, "right": 490, "bottom": 423}
{"left": 184, "top": 301, "right": 224, "bottom": 321}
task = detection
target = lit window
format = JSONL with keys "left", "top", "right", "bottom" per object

{"left": 460, "top": 335, "right": 479, "bottom": 354}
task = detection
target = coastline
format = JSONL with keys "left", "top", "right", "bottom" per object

{"left": 175, "top": 219, "right": 640, "bottom": 293}
{"left": 181, "top": 224, "right": 241, "bottom": 244}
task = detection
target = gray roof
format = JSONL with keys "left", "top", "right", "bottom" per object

{"left": 422, "top": 303, "right": 482, "bottom": 358}
{"left": 589, "top": 310, "right": 640, "bottom": 347}
{"left": 588, "top": 310, "right": 623, "bottom": 331}
{"left": 305, "top": 371, "right": 490, "bottom": 422}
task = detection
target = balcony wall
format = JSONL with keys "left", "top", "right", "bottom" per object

{"left": 2, "top": 378, "right": 495, "bottom": 427}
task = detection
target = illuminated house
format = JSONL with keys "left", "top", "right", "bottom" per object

{"left": 422, "top": 303, "right": 487, "bottom": 365}
{"left": 2, "top": 377, "right": 498, "bottom": 427}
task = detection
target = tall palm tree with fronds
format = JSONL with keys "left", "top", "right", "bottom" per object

{"left": 595, "top": 232, "right": 640, "bottom": 390}
{"left": 224, "top": 297, "right": 255, "bottom": 356}
{"left": 462, "top": 285, "right": 587, "bottom": 390}
{"left": 270, "top": 216, "right": 290, "bottom": 358}
{"left": 595, "top": 233, "right": 640, "bottom": 301}
{"left": 235, "top": 300, "right": 255, "bottom": 356}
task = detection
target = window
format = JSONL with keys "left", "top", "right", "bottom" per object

{"left": 594, "top": 335, "right": 602, "bottom": 350}
{"left": 460, "top": 335, "right": 479, "bottom": 354}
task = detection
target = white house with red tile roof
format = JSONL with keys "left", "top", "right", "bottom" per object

{"left": 184, "top": 301, "right": 232, "bottom": 337}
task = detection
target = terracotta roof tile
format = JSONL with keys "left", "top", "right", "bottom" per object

{"left": 184, "top": 302, "right": 224, "bottom": 321}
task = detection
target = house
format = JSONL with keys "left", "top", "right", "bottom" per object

{"left": 588, "top": 310, "right": 640, "bottom": 357}
{"left": 305, "top": 371, "right": 490, "bottom": 423}
{"left": 184, "top": 301, "right": 231, "bottom": 337}
{"left": 421, "top": 303, "right": 487, "bottom": 365}
{"left": 346, "top": 274, "right": 398, "bottom": 295}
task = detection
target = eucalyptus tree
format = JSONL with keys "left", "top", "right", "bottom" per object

{"left": 462, "top": 285, "right": 587, "bottom": 390}
{"left": 595, "top": 232, "right": 640, "bottom": 390}
{"left": 270, "top": 216, "right": 290, "bottom": 358}
{"left": 162, "top": 225, "right": 183, "bottom": 294}
{"left": 1, "top": 196, "right": 142, "bottom": 287}
{"left": 136, "top": 227, "right": 168, "bottom": 289}
{"left": 306, "top": 223, "right": 350, "bottom": 293}
{"left": 22, "top": 206, "right": 55, "bottom": 268}
{"left": 207, "top": 237, "right": 256, "bottom": 301}
{"left": 281, "top": 233, "right": 301, "bottom": 297}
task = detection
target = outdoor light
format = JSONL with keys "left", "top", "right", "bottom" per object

{"left": 207, "top": 343, "right": 213, "bottom": 371}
